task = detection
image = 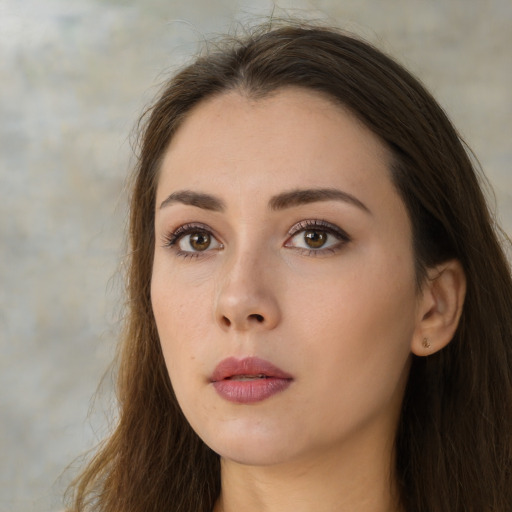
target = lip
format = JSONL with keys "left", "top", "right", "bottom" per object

{"left": 210, "top": 357, "right": 293, "bottom": 404}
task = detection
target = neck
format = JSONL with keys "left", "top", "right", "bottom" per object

{"left": 213, "top": 435, "right": 402, "bottom": 512}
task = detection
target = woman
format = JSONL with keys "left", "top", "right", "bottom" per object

{"left": 68, "top": 22, "right": 512, "bottom": 512}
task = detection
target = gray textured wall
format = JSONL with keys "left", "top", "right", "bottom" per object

{"left": 1, "top": 1, "right": 511, "bottom": 510}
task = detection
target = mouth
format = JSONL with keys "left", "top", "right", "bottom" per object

{"left": 226, "top": 374, "right": 270, "bottom": 381}
{"left": 210, "top": 357, "right": 293, "bottom": 404}
{"left": 211, "top": 356, "right": 293, "bottom": 382}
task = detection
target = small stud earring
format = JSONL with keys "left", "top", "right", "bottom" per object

{"left": 422, "top": 337, "right": 431, "bottom": 349}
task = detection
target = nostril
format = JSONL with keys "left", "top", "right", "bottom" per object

{"left": 220, "top": 314, "right": 266, "bottom": 328}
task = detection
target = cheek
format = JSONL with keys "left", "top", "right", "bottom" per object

{"left": 291, "top": 250, "right": 416, "bottom": 331}
{"left": 151, "top": 270, "right": 223, "bottom": 438}
{"left": 150, "top": 264, "right": 215, "bottom": 386}
{"left": 289, "top": 252, "right": 417, "bottom": 384}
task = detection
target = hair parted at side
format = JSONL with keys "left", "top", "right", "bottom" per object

{"left": 67, "top": 20, "right": 512, "bottom": 512}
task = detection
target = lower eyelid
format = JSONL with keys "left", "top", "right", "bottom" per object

{"left": 175, "top": 250, "right": 205, "bottom": 260}
{"left": 296, "top": 247, "right": 339, "bottom": 257}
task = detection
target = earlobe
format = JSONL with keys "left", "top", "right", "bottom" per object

{"left": 411, "top": 259, "right": 466, "bottom": 356}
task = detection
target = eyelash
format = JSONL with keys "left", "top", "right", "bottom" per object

{"left": 161, "top": 219, "right": 351, "bottom": 259}
{"left": 161, "top": 223, "right": 220, "bottom": 260}
{"left": 285, "top": 219, "right": 351, "bottom": 256}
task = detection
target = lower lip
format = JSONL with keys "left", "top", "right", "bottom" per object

{"left": 213, "top": 378, "right": 292, "bottom": 404}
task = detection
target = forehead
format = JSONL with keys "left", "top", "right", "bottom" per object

{"left": 157, "top": 88, "right": 394, "bottom": 203}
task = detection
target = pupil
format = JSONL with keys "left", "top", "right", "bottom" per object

{"left": 304, "top": 230, "right": 327, "bottom": 248}
{"left": 190, "top": 232, "right": 211, "bottom": 251}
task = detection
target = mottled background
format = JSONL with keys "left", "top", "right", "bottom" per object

{"left": 0, "top": 0, "right": 510, "bottom": 510}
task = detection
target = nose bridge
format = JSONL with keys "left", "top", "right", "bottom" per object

{"left": 215, "top": 244, "right": 281, "bottom": 331}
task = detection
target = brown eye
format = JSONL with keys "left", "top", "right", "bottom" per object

{"left": 285, "top": 220, "right": 349, "bottom": 255}
{"left": 189, "top": 232, "right": 211, "bottom": 251}
{"left": 304, "top": 230, "right": 328, "bottom": 248}
{"left": 175, "top": 229, "right": 222, "bottom": 254}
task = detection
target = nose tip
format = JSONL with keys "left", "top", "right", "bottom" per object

{"left": 215, "top": 280, "right": 281, "bottom": 332}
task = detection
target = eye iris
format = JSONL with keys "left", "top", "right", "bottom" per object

{"left": 189, "top": 232, "right": 211, "bottom": 251}
{"left": 304, "top": 230, "right": 327, "bottom": 248}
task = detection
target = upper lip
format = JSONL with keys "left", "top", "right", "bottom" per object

{"left": 210, "top": 356, "right": 293, "bottom": 382}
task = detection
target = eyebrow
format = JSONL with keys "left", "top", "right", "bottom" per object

{"left": 159, "top": 190, "right": 226, "bottom": 211}
{"left": 159, "top": 187, "right": 370, "bottom": 214}
{"left": 269, "top": 187, "right": 371, "bottom": 214}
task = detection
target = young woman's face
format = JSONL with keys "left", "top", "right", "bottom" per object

{"left": 152, "top": 88, "right": 422, "bottom": 466}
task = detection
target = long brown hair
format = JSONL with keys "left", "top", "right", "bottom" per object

{"left": 67, "top": 21, "right": 512, "bottom": 512}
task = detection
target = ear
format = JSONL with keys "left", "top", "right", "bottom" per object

{"left": 411, "top": 259, "right": 466, "bottom": 356}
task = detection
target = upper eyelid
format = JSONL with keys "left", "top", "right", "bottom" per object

{"left": 174, "top": 222, "right": 212, "bottom": 235}
{"left": 287, "top": 219, "right": 350, "bottom": 238}
{"left": 172, "top": 222, "right": 217, "bottom": 237}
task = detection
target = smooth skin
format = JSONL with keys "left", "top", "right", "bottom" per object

{"left": 151, "top": 88, "right": 466, "bottom": 512}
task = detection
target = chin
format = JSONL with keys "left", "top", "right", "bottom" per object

{"left": 215, "top": 442, "right": 295, "bottom": 467}
{"left": 197, "top": 423, "right": 302, "bottom": 467}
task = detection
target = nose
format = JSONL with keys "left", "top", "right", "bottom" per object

{"left": 214, "top": 252, "right": 281, "bottom": 332}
